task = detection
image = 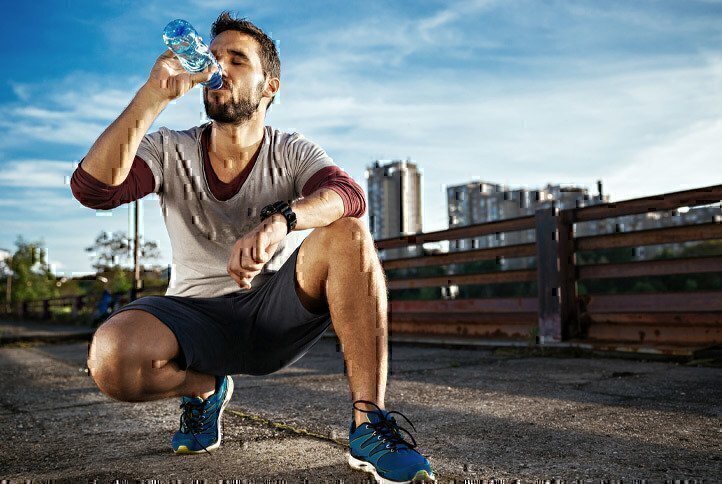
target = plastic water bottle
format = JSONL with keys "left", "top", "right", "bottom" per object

{"left": 162, "top": 19, "right": 223, "bottom": 90}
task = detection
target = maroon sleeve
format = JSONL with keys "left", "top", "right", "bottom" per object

{"left": 301, "top": 166, "right": 367, "bottom": 218}
{"left": 70, "top": 156, "right": 156, "bottom": 210}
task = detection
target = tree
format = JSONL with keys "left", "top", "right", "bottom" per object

{"left": 0, "top": 236, "right": 59, "bottom": 306}
{"left": 85, "top": 231, "right": 161, "bottom": 273}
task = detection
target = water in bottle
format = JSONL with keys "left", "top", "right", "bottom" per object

{"left": 162, "top": 19, "right": 223, "bottom": 90}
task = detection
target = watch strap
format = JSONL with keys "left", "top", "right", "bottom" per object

{"left": 260, "top": 200, "right": 297, "bottom": 234}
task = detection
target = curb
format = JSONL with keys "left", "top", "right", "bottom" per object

{"left": 0, "top": 329, "right": 94, "bottom": 346}
{"left": 320, "top": 331, "right": 720, "bottom": 365}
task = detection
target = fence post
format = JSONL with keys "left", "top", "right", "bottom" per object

{"left": 535, "top": 207, "right": 562, "bottom": 343}
{"left": 557, "top": 209, "right": 579, "bottom": 340}
{"left": 43, "top": 299, "right": 51, "bottom": 320}
{"left": 71, "top": 296, "right": 80, "bottom": 319}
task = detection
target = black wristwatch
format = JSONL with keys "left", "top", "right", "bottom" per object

{"left": 260, "top": 200, "right": 297, "bottom": 234}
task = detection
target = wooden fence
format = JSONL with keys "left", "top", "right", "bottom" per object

{"left": 376, "top": 184, "right": 722, "bottom": 351}
{"left": 16, "top": 294, "right": 91, "bottom": 321}
{"left": 14, "top": 287, "right": 166, "bottom": 322}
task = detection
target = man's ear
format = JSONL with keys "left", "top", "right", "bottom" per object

{"left": 264, "top": 77, "right": 280, "bottom": 98}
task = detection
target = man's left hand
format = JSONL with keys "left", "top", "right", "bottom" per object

{"left": 227, "top": 214, "right": 288, "bottom": 290}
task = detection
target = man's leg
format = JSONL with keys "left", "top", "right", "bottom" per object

{"left": 88, "top": 309, "right": 216, "bottom": 402}
{"left": 295, "top": 217, "right": 388, "bottom": 427}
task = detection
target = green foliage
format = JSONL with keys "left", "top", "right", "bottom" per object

{"left": 0, "top": 236, "right": 59, "bottom": 305}
{"left": 106, "top": 266, "right": 133, "bottom": 294}
{"left": 85, "top": 230, "right": 161, "bottom": 273}
{"left": 579, "top": 240, "right": 722, "bottom": 295}
{"left": 385, "top": 254, "right": 536, "bottom": 300}
{"left": 56, "top": 278, "right": 84, "bottom": 297}
{"left": 679, "top": 240, "right": 722, "bottom": 258}
{"left": 460, "top": 281, "right": 537, "bottom": 298}
{"left": 582, "top": 272, "right": 722, "bottom": 294}
{"left": 576, "top": 247, "right": 636, "bottom": 265}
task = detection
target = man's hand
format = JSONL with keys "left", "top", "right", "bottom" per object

{"left": 227, "top": 214, "right": 288, "bottom": 290}
{"left": 144, "top": 50, "right": 218, "bottom": 102}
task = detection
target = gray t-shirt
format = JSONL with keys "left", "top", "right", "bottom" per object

{"left": 136, "top": 123, "right": 336, "bottom": 298}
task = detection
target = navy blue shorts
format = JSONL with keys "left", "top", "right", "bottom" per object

{"left": 108, "top": 245, "right": 332, "bottom": 377}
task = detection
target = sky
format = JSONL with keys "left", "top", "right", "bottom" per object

{"left": 1, "top": 0, "right": 721, "bottom": 276}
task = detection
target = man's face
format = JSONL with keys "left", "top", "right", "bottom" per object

{"left": 204, "top": 31, "right": 269, "bottom": 124}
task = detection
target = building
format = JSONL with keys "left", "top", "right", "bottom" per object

{"left": 447, "top": 179, "right": 721, "bottom": 264}
{"left": 586, "top": 206, "right": 722, "bottom": 260}
{"left": 447, "top": 181, "right": 609, "bottom": 258}
{"left": 365, "top": 160, "right": 423, "bottom": 260}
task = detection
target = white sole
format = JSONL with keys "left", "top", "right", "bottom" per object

{"left": 346, "top": 451, "right": 436, "bottom": 483}
{"left": 174, "top": 375, "right": 234, "bottom": 454}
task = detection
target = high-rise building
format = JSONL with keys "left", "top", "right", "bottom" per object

{"left": 365, "top": 160, "right": 423, "bottom": 260}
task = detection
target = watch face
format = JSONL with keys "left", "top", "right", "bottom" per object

{"left": 261, "top": 201, "right": 294, "bottom": 228}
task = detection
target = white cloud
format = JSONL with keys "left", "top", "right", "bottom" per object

{"left": 607, "top": 117, "right": 722, "bottom": 199}
{"left": 270, "top": 50, "right": 722, "bottom": 229}
{"left": 0, "top": 160, "right": 76, "bottom": 188}
{"left": 0, "top": 72, "right": 211, "bottom": 149}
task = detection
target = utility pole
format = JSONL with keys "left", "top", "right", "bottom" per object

{"left": 131, "top": 200, "right": 141, "bottom": 301}
{"left": 4, "top": 256, "right": 11, "bottom": 314}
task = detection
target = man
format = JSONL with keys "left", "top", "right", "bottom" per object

{"left": 71, "top": 11, "right": 435, "bottom": 483}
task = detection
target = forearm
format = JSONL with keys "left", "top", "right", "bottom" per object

{"left": 290, "top": 188, "right": 345, "bottom": 231}
{"left": 81, "top": 83, "right": 169, "bottom": 186}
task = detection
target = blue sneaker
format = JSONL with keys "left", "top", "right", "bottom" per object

{"left": 346, "top": 400, "right": 435, "bottom": 483}
{"left": 171, "top": 375, "right": 234, "bottom": 454}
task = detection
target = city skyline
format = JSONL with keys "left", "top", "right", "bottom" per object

{"left": 2, "top": 0, "right": 721, "bottom": 275}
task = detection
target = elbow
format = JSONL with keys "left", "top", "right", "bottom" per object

{"left": 70, "top": 170, "right": 121, "bottom": 210}
{"left": 335, "top": 182, "right": 366, "bottom": 219}
{"left": 357, "top": 197, "right": 367, "bottom": 218}
{"left": 349, "top": 184, "right": 367, "bottom": 218}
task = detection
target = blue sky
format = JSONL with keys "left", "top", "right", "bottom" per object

{"left": 1, "top": 0, "right": 721, "bottom": 276}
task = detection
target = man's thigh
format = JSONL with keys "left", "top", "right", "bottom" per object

{"left": 103, "top": 294, "right": 245, "bottom": 376}
{"left": 241, "top": 245, "right": 332, "bottom": 376}
{"left": 88, "top": 308, "right": 181, "bottom": 378}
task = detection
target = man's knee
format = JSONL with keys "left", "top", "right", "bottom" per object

{"left": 325, "top": 216, "right": 369, "bottom": 237}
{"left": 87, "top": 314, "right": 146, "bottom": 402}
{"left": 320, "top": 217, "right": 375, "bottom": 252}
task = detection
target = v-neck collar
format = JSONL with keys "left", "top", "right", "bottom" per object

{"left": 199, "top": 122, "right": 267, "bottom": 202}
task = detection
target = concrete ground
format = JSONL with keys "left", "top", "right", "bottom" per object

{"left": 0, "top": 333, "right": 720, "bottom": 483}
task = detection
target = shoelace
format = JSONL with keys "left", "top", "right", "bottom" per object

{"left": 353, "top": 399, "right": 418, "bottom": 453}
{"left": 179, "top": 398, "right": 214, "bottom": 455}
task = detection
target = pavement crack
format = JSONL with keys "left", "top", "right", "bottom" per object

{"left": 392, "top": 360, "right": 494, "bottom": 374}
{"left": 0, "top": 400, "right": 29, "bottom": 414}
{"left": 34, "top": 400, "right": 116, "bottom": 412}
{"left": 224, "top": 406, "right": 458, "bottom": 481}
{"left": 225, "top": 405, "right": 349, "bottom": 448}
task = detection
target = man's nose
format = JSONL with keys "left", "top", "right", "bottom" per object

{"left": 216, "top": 58, "right": 230, "bottom": 74}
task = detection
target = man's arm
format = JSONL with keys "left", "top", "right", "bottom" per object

{"left": 70, "top": 155, "right": 156, "bottom": 210}
{"left": 231, "top": 188, "right": 344, "bottom": 288}
{"left": 81, "top": 50, "right": 216, "bottom": 186}
{"left": 81, "top": 85, "right": 168, "bottom": 186}
{"left": 287, "top": 188, "right": 345, "bottom": 231}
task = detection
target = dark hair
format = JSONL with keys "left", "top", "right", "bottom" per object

{"left": 210, "top": 11, "right": 281, "bottom": 111}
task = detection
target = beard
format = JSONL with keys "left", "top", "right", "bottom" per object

{"left": 203, "top": 78, "right": 265, "bottom": 124}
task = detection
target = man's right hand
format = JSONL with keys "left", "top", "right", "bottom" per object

{"left": 143, "top": 49, "right": 218, "bottom": 102}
